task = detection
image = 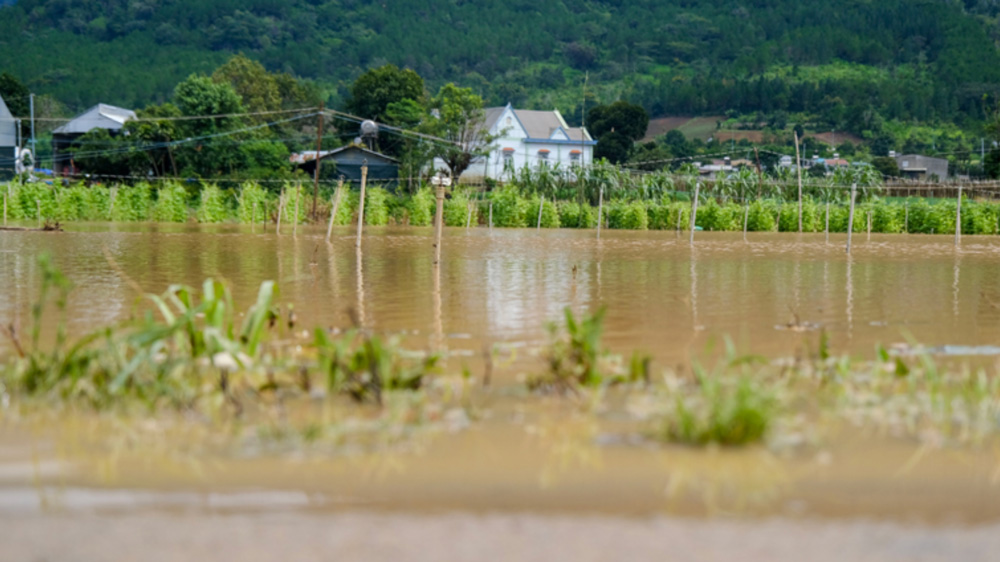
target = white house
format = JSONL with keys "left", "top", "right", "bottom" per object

{"left": 460, "top": 103, "right": 596, "bottom": 181}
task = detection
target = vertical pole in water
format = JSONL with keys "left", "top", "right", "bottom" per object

{"left": 327, "top": 178, "right": 343, "bottom": 243}
{"left": 36, "top": 198, "right": 40, "bottom": 228}
{"left": 433, "top": 181, "right": 445, "bottom": 266}
{"left": 955, "top": 184, "right": 962, "bottom": 247}
{"left": 743, "top": 203, "right": 749, "bottom": 243}
{"left": 676, "top": 207, "right": 682, "bottom": 236}
{"left": 251, "top": 202, "right": 256, "bottom": 234}
{"left": 689, "top": 181, "right": 700, "bottom": 246}
{"left": 488, "top": 201, "right": 493, "bottom": 232}
{"left": 2, "top": 191, "right": 6, "bottom": 226}
{"left": 356, "top": 163, "right": 368, "bottom": 248}
{"left": 596, "top": 185, "right": 604, "bottom": 240}
{"left": 537, "top": 195, "right": 544, "bottom": 229}
{"left": 825, "top": 202, "right": 830, "bottom": 244}
{"left": 867, "top": 211, "right": 871, "bottom": 242}
{"left": 276, "top": 189, "right": 284, "bottom": 236}
{"left": 465, "top": 201, "right": 474, "bottom": 229}
{"left": 794, "top": 130, "right": 803, "bottom": 232}
{"left": 905, "top": 200, "right": 909, "bottom": 234}
{"left": 292, "top": 184, "right": 300, "bottom": 237}
{"left": 846, "top": 183, "right": 856, "bottom": 254}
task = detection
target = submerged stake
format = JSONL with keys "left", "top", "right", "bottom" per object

{"left": 846, "top": 183, "right": 856, "bottom": 254}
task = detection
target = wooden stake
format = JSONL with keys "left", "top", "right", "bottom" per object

{"left": 276, "top": 188, "right": 284, "bottom": 235}
{"left": 251, "top": 201, "right": 256, "bottom": 233}
{"left": 794, "top": 130, "right": 803, "bottom": 233}
{"left": 326, "top": 178, "right": 343, "bottom": 243}
{"left": 743, "top": 204, "right": 749, "bottom": 243}
{"left": 433, "top": 182, "right": 444, "bottom": 265}
{"left": 2, "top": 191, "right": 6, "bottom": 226}
{"left": 904, "top": 200, "right": 909, "bottom": 234}
{"left": 466, "top": 201, "right": 474, "bottom": 229}
{"left": 356, "top": 163, "right": 368, "bottom": 248}
{"left": 689, "top": 181, "right": 700, "bottom": 246}
{"left": 866, "top": 211, "right": 871, "bottom": 242}
{"left": 955, "top": 184, "right": 962, "bottom": 247}
{"left": 537, "top": 196, "right": 544, "bottom": 229}
{"left": 825, "top": 202, "right": 830, "bottom": 244}
{"left": 292, "top": 184, "right": 299, "bottom": 237}
{"left": 489, "top": 201, "right": 493, "bottom": 231}
{"left": 846, "top": 183, "right": 856, "bottom": 254}
{"left": 596, "top": 186, "right": 604, "bottom": 240}
{"left": 36, "top": 198, "right": 40, "bottom": 228}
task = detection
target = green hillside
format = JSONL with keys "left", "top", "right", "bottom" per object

{"left": 2, "top": 0, "right": 1000, "bottom": 137}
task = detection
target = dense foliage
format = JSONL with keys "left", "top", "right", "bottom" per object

{"left": 2, "top": 0, "right": 1000, "bottom": 138}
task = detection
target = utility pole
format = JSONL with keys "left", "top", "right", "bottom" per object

{"left": 312, "top": 102, "right": 324, "bottom": 220}
{"left": 29, "top": 93, "right": 35, "bottom": 160}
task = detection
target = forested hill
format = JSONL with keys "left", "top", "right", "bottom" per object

{"left": 2, "top": 0, "right": 1000, "bottom": 133}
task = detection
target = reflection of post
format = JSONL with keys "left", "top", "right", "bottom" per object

{"left": 953, "top": 255, "right": 960, "bottom": 317}
{"left": 955, "top": 184, "right": 963, "bottom": 248}
{"left": 356, "top": 162, "right": 368, "bottom": 248}
{"left": 433, "top": 255, "right": 443, "bottom": 351}
{"left": 327, "top": 178, "right": 344, "bottom": 243}
{"left": 356, "top": 243, "right": 365, "bottom": 328}
{"left": 846, "top": 256, "right": 853, "bottom": 341}
{"left": 845, "top": 183, "right": 856, "bottom": 254}
{"left": 688, "top": 181, "right": 700, "bottom": 246}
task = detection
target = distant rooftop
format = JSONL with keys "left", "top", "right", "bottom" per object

{"left": 53, "top": 103, "right": 136, "bottom": 135}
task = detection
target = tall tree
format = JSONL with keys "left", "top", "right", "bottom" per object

{"left": 423, "top": 83, "right": 495, "bottom": 178}
{"left": 346, "top": 64, "right": 424, "bottom": 122}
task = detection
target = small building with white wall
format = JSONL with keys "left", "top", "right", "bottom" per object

{"left": 461, "top": 103, "right": 595, "bottom": 181}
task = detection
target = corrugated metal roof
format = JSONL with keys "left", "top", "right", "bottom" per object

{"left": 0, "top": 94, "right": 15, "bottom": 148}
{"left": 52, "top": 103, "right": 136, "bottom": 135}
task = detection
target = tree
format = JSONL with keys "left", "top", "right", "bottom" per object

{"left": 172, "top": 74, "right": 247, "bottom": 177}
{"left": 211, "top": 55, "right": 281, "bottom": 120}
{"left": 124, "top": 102, "right": 183, "bottom": 177}
{"left": 346, "top": 64, "right": 424, "bottom": 122}
{"left": 594, "top": 131, "right": 632, "bottom": 164}
{"left": 423, "top": 83, "right": 495, "bottom": 178}
{"left": 587, "top": 101, "right": 649, "bottom": 141}
{"left": 871, "top": 156, "right": 900, "bottom": 178}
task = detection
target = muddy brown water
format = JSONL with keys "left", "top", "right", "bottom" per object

{"left": 4, "top": 224, "right": 1000, "bottom": 366}
{"left": 3, "top": 223, "right": 1000, "bottom": 553}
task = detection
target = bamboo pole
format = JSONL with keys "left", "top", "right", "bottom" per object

{"left": 293, "top": 184, "right": 301, "bottom": 236}
{"left": 311, "top": 102, "right": 324, "bottom": 221}
{"left": 689, "top": 181, "right": 700, "bottom": 246}
{"left": 846, "top": 183, "right": 856, "bottom": 254}
{"left": 466, "top": 201, "right": 474, "bottom": 229}
{"left": 326, "top": 178, "right": 344, "bottom": 243}
{"left": 676, "top": 207, "right": 682, "bottom": 235}
{"left": 596, "top": 185, "right": 604, "bottom": 240}
{"left": 356, "top": 164, "right": 368, "bottom": 248}
{"left": 743, "top": 204, "right": 749, "bottom": 243}
{"left": 955, "top": 184, "right": 962, "bottom": 247}
{"left": 904, "top": 200, "right": 909, "bottom": 234}
{"left": 276, "top": 188, "right": 284, "bottom": 235}
{"left": 433, "top": 182, "right": 445, "bottom": 265}
{"left": 867, "top": 211, "right": 871, "bottom": 242}
{"left": 251, "top": 202, "right": 256, "bottom": 234}
{"left": 36, "top": 199, "right": 40, "bottom": 228}
{"left": 794, "top": 130, "right": 803, "bottom": 232}
{"left": 2, "top": 191, "right": 6, "bottom": 226}
{"left": 537, "top": 196, "right": 544, "bottom": 229}
{"left": 825, "top": 202, "right": 830, "bottom": 244}
{"left": 488, "top": 201, "right": 493, "bottom": 231}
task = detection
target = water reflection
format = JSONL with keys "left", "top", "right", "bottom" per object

{"left": 4, "top": 227, "right": 1000, "bottom": 365}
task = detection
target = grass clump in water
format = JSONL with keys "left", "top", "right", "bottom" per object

{"left": 529, "top": 307, "right": 606, "bottom": 392}
{"left": 662, "top": 369, "right": 776, "bottom": 446}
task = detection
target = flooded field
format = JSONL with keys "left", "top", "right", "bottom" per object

{"left": 4, "top": 224, "right": 1000, "bottom": 365}
{"left": 3, "top": 224, "right": 1000, "bottom": 560}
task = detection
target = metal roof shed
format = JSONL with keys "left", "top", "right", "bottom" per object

{"left": 0, "top": 94, "right": 15, "bottom": 150}
{"left": 52, "top": 103, "right": 136, "bottom": 176}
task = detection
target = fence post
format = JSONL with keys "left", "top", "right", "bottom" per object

{"left": 36, "top": 198, "right": 40, "bottom": 228}
{"left": 292, "top": 184, "right": 300, "bottom": 237}
{"left": 743, "top": 203, "right": 749, "bottom": 243}
{"left": 489, "top": 201, "right": 493, "bottom": 231}
{"left": 356, "top": 163, "right": 368, "bottom": 248}
{"left": 867, "top": 211, "right": 871, "bottom": 242}
{"left": 846, "top": 183, "right": 856, "bottom": 254}
{"left": 689, "top": 181, "right": 700, "bottom": 246}
{"left": 955, "top": 184, "right": 962, "bottom": 247}
{"left": 537, "top": 195, "right": 544, "bottom": 229}
{"left": 276, "top": 188, "right": 284, "bottom": 235}
{"left": 825, "top": 202, "right": 830, "bottom": 244}
{"left": 904, "top": 200, "right": 909, "bottom": 234}
{"left": 433, "top": 181, "right": 445, "bottom": 266}
{"left": 596, "top": 186, "right": 604, "bottom": 240}
{"left": 326, "top": 178, "right": 344, "bottom": 243}
{"left": 794, "top": 130, "right": 803, "bottom": 232}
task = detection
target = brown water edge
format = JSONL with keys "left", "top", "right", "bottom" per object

{"left": 4, "top": 223, "right": 1000, "bottom": 372}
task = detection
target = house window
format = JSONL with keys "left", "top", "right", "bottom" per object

{"left": 570, "top": 150, "right": 581, "bottom": 162}
{"left": 502, "top": 148, "right": 515, "bottom": 164}
{"left": 538, "top": 149, "right": 550, "bottom": 161}
{"left": 505, "top": 116, "right": 512, "bottom": 128}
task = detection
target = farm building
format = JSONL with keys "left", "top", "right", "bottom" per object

{"left": 292, "top": 144, "right": 399, "bottom": 187}
{"left": 0, "top": 94, "right": 16, "bottom": 169}
{"left": 894, "top": 154, "right": 949, "bottom": 181}
{"left": 52, "top": 103, "right": 136, "bottom": 176}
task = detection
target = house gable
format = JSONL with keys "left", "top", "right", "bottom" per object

{"left": 489, "top": 103, "right": 528, "bottom": 140}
